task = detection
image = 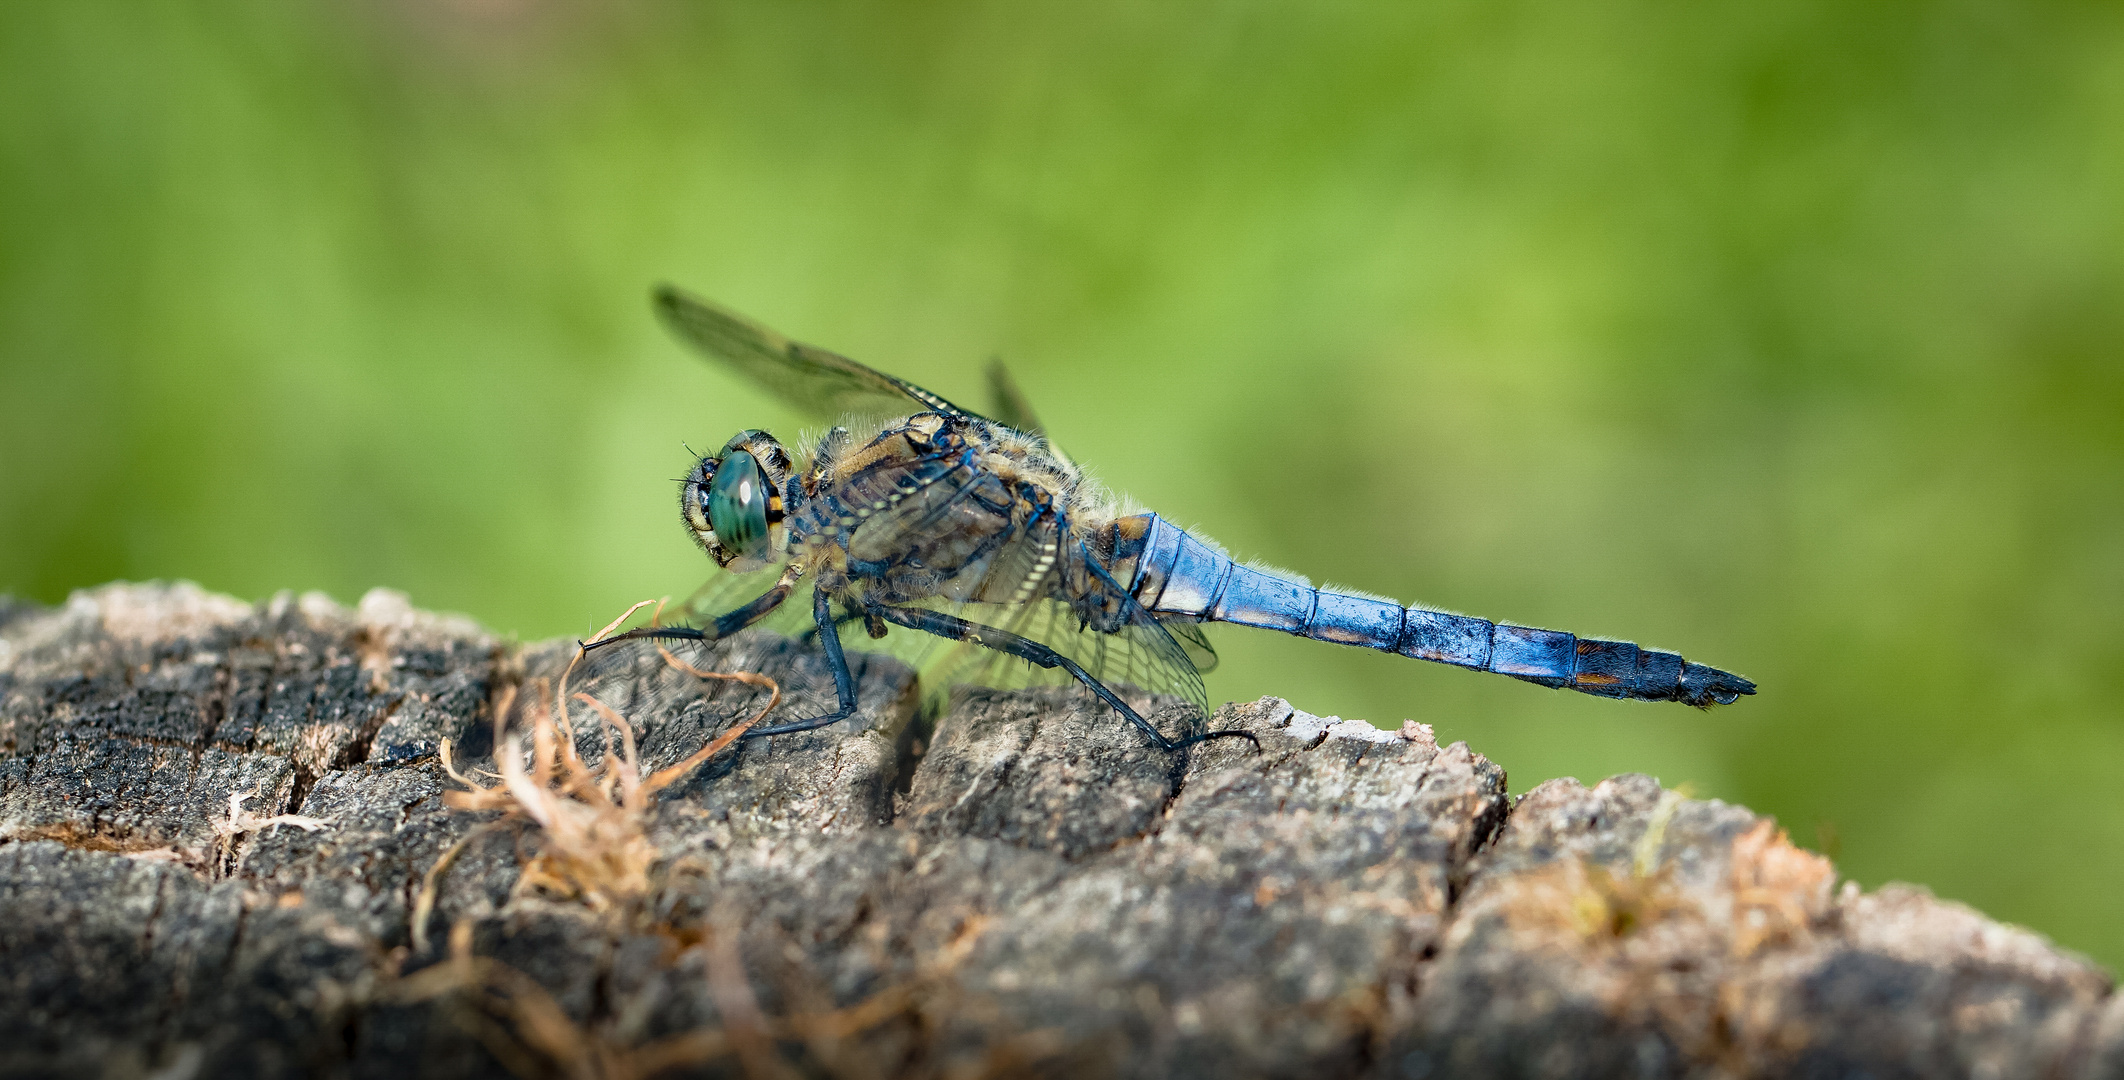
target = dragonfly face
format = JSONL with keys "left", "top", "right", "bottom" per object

{"left": 596, "top": 286, "right": 1754, "bottom": 755}
{"left": 682, "top": 430, "right": 799, "bottom": 573}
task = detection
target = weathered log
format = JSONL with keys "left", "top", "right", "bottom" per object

{"left": 0, "top": 582, "right": 2116, "bottom": 1079}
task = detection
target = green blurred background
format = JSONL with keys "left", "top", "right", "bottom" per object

{"left": 3, "top": 0, "right": 2120, "bottom": 964}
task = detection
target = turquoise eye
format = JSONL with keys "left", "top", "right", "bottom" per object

{"left": 707, "top": 451, "right": 770, "bottom": 561}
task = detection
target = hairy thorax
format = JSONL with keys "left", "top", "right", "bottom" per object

{"left": 784, "top": 413, "right": 1119, "bottom": 611}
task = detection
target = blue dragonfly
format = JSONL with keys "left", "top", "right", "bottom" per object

{"left": 593, "top": 287, "right": 1755, "bottom": 751}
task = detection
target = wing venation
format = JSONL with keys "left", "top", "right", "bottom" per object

{"left": 655, "top": 286, "right": 970, "bottom": 422}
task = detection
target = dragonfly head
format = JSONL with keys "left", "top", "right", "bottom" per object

{"left": 682, "top": 430, "right": 796, "bottom": 572}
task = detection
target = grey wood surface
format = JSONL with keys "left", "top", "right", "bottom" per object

{"left": 1, "top": 582, "right": 2117, "bottom": 1079}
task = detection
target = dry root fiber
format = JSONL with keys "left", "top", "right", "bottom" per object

{"left": 431, "top": 600, "right": 779, "bottom": 922}
{"left": 404, "top": 603, "right": 1061, "bottom": 1079}
{"left": 423, "top": 601, "right": 778, "bottom": 933}
{"left": 387, "top": 915, "right": 1021, "bottom": 1080}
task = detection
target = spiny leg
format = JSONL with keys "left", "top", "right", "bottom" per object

{"left": 741, "top": 586, "right": 862, "bottom": 739}
{"left": 582, "top": 567, "right": 799, "bottom": 652}
{"left": 871, "top": 605, "right": 1259, "bottom": 753}
{"left": 574, "top": 568, "right": 859, "bottom": 739}
{"left": 797, "top": 600, "right": 885, "bottom": 646}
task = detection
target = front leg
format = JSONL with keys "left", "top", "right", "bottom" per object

{"left": 583, "top": 565, "right": 800, "bottom": 651}
{"left": 871, "top": 605, "right": 1258, "bottom": 753}
{"left": 741, "top": 586, "right": 863, "bottom": 739}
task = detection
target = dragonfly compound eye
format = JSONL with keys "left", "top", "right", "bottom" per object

{"left": 681, "top": 459, "right": 715, "bottom": 537}
{"left": 706, "top": 450, "right": 771, "bottom": 564}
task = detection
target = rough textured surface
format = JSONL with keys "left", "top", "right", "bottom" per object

{"left": 0, "top": 582, "right": 2115, "bottom": 1079}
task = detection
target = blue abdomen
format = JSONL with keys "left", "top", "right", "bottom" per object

{"left": 1099, "top": 514, "right": 1753, "bottom": 707}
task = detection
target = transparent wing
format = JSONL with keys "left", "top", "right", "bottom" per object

{"left": 663, "top": 563, "right": 946, "bottom": 673}
{"left": 984, "top": 360, "right": 1045, "bottom": 437}
{"left": 1160, "top": 616, "right": 1219, "bottom": 674}
{"left": 552, "top": 571, "right": 815, "bottom": 767}
{"left": 563, "top": 563, "right": 943, "bottom": 757}
{"left": 656, "top": 286, "right": 974, "bottom": 424}
{"left": 573, "top": 565, "right": 931, "bottom": 681}
{"left": 923, "top": 532, "right": 1212, "bottom": 744}
{"left": 671, "top": 564, "right": 815, "bottom": 638}
{"left": 565, "top": 568, "right": 817, "bottom": 722}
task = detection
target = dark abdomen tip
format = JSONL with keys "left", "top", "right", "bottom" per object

{"left": 1678, "top": 662, "right": 1757, "bottom": 707}
{"left": 1565, "top": 637, "right": 1755, "bottom": 706}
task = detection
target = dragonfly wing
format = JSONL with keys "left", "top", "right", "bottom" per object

{"left": 558, "top": 568, "right": 817, "bottom": 758}
{"left": 963, "top": 602, "right": 1209, "bottom": 743}
{"left": 1159, "top": 616, "right": 1219, "bottom": 674}
{"left": 568, "top": 563, "right": 942, "bottom": 747}
{"left": 672, "top": 565, "right": 816, "bottom": 638}
{"left": 655, "top": 286, "right": 973, "bottom": 423}
{"left": 922, "top": 530, "right": 1211, "bottom": 744}
{"left": 669, "top": 563, "right": 944, "bottom": 672}
{"left": 984, "top": 360, "right": 1046, "bottom": 437}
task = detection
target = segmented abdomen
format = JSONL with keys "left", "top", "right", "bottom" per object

{"left": 1099, "top": 514, "right": 1754, "bottom": 707}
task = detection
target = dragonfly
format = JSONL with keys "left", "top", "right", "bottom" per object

{"left": 592, "top": 286, "right": 1756, "bottom": 752}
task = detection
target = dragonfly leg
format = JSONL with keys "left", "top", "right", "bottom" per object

{"left": 796, "top": 600, "right": 873, "bottom": 646}
{"left": 872, "top": 606, "right": 1258, "bottom": 754}
{"left": 582, "top": 570, "right": 797, "bottom": 653}
{"left": 741, "top": 586, "right": 862, "bottom": 739}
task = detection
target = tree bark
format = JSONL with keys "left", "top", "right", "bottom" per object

{"left": 0, "top": 582, "right": 2116, "bottom": 1079}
